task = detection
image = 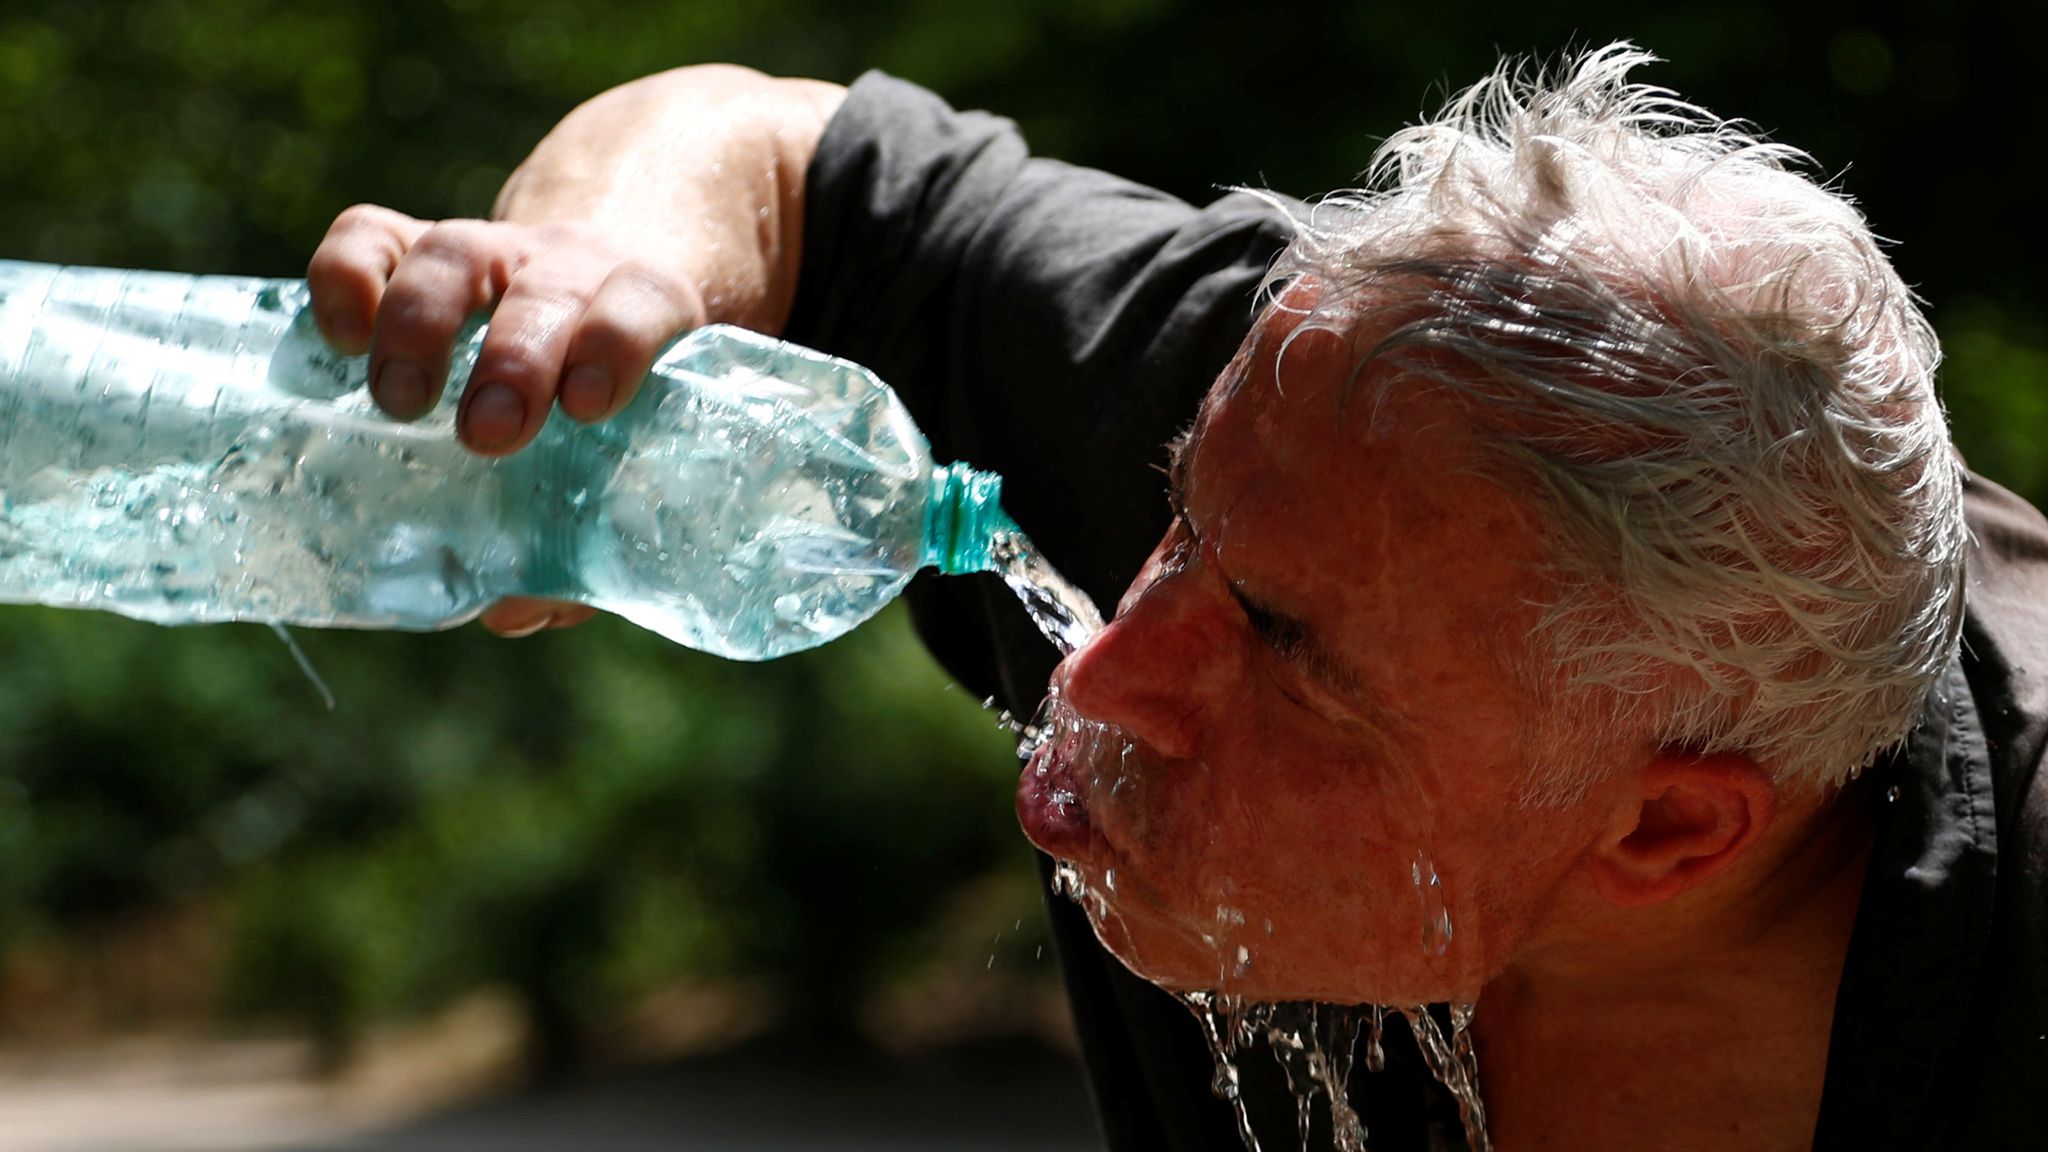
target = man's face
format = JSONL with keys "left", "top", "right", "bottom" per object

{"left": 1017, "top": 307, "right": 1612, "bottom": 1007}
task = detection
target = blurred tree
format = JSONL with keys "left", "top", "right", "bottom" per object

{"left": 0, "top": 0, "right": 2039, "bottom": 1071}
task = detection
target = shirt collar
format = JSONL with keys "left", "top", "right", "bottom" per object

{"left": 1812, "top": 652, "right": 1999, "bottom": 1150}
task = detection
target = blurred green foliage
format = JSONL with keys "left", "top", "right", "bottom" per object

{"left": 0, "top": 0, "right": 2041, "bottom": 1071}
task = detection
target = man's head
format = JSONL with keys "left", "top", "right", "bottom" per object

{"left": 1016, "top": 44, "right": 1964, "bottom": 1006}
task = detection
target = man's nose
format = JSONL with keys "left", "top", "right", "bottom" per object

{"left": 1060, "top": 568, "right": 1244, "bottom": 761}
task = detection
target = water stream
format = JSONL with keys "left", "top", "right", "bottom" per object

{"left": 989, "top": 529, "right": 1105, "bottom": 655}
{"left": 1401, "top": 1004, "right": 1491, "bottom": 1152}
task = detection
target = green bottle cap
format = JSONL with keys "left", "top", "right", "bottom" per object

{"left": 923, "top": 463, "right": 1017, "bottom": 574}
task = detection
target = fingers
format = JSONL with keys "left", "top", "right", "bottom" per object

{"left": 311, "top": 210, "right": 705, "bottom": 447}
{"left": 460, "top": 266, "right": 593, "bottom": 453}
{"left": 371, "top": 220, "right": 522, "bottom": 421}
{"left": 307, "top": 205, "right": 431, "bottom": 355}
{"left": 557, "top": 261, "right": 707, "bottom": 423}
{"left": 479, "top": 598, "right": 599, "bottom": 637}
{"left": 462, "top": 243, "right": 706, "bottom": 454}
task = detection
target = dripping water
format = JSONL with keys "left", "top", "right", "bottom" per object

{"left": 1363, "top": 1006, "right": 1386, "bottom": 1074}
{"left": 1401, "top": 1005, "right": 1491, "bottom": 1152}
{"left": 1312, "top": 1007, "right": 1370, "bottom": 1152}
{"left": 1185, "top": 991, "right": 1268, "bottom": 1152}
{"left": 1177, "top": 994, "right": 1376, "bottom": 1152}
{"left": 268, "top": 622, "right": 335, "bottom": 711}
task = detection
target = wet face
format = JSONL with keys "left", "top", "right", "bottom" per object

{"left": 1017, "top": 306, "right": 1614, "bottom": 1006}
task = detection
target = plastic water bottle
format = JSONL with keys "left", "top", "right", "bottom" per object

{"left": 0, "top": 259, "right": 1020, "bottom": 660}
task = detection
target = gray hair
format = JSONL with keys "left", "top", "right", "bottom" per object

{"left": 1260, "top": 43, "right": 1964, "bottom": 798}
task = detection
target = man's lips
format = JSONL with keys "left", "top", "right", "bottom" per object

{"left": 1017, "top": 742, "right": 1098, "bottom": 858}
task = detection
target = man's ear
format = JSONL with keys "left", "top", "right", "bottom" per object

{"left": 1586, "top": 751, "right": 1777, "bottom": 909}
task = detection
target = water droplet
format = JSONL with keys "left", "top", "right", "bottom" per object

{"left": 1049, "top": 860, "right": 1088, "bottom": 901}
{"left": 1413, "top": 850, "right": 1453, "bottom": 958}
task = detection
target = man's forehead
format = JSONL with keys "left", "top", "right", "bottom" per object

{"left": 1176, "top": 314, "right": 1386, "bottom": 474}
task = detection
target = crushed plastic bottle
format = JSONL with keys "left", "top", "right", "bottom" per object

{"left": 0, "top": 260, "right": 1019, "bottom": 660}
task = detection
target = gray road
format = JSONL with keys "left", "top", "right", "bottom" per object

{"left": 289, "top": 1044, "right": 1104, "bottom": 1152}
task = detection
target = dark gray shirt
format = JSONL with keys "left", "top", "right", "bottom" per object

{"left": 786, "top": 72, "right": 2048, "bottom": 1152}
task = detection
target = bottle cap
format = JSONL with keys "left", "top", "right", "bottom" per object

{"left": 924, "top": 463, "right": 1017, "bottom": 574}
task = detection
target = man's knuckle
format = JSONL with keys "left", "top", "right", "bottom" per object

{"left": 604, "top": 261, "right": 704, "bottom": 331}
{"left": 304, "top": 246, "right": 354, "bottom": 282}
{"left": 535, "top": 220, "right": 601, "bottom": 247}
{"left": 613, "top": 259, "right": 688, "bottom": 303}
{"left": 333, "top": 203, "right": 392, "bottom": 232}
{"left": 479, "top": 346, "right": 558, "bottom": 390}
{"left": 373, "top": 287, "right": 463, "bottom": 349}
{"left": 510, "top": 272, "right": 597, "bottom": 318}
{"left": 576, "top": 309, "right": 643, "bottom": 355}
{"left": 408, "top": 219, "right": 495, "bottom": 267}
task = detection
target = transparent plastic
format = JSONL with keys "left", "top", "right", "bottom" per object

{"left": 0, "top": 260, "right": 1017, "bottom": 660}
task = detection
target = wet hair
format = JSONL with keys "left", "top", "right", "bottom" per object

{"left": 1255, "top": 42, "right": 1963, "bottom": 799}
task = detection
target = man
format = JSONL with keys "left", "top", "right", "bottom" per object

{"left": 308, "top": 45, "right": 2046, "bottom": 1150}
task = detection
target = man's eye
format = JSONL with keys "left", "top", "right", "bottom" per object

{"left": 1241, "top": 599, "right": 1309, "bottom": 661}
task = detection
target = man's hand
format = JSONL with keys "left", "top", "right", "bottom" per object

{"left": 305, "top": 65, "right": 845, "bottom": 637}
{"left": 309, "top": 212, "right": 712, "bottom": 452}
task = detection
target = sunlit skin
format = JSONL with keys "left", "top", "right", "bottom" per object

{"left": 1017, "top": 295, "right": 1617, "bottom": 1006}
{"left": 1017, "top": 287, "right": 1881, "bottom": 1150}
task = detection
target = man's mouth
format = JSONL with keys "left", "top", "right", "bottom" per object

{"left": 1017, "top": 740, "right": 1098, "bottom": 857}
{"left": 1015, "top": 685, "right": 1129, "bottom": 861}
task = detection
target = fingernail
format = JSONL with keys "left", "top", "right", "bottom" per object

{"left": 324, "top": 310, "right": 366, "bottom": 351}
{"left": 464, "top": 382, "right": 527, "bottom": 451}
{"left": 499, "top": 613, "right": 553, "bottom": 639}
{"left": 561, "top": 364, "right": 614, "bottom": 420}
{"left": 376, "top": 361, "right": 430, "bottom": 418}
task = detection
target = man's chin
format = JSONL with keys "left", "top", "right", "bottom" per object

{"left": 1066, "top": 881, "right": 1477, "bottom": 1008}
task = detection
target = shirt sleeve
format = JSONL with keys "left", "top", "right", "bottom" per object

{"left": 786, "top": 73, "right": 1294, "bottom": 704}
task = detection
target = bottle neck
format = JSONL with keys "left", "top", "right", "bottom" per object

{"left": 923, "top": 463, "right": 1017, "bottom": 575}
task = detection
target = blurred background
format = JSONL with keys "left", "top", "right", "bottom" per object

{"left": 0, "top": 1, "right": 2039, "bottom": 1148}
